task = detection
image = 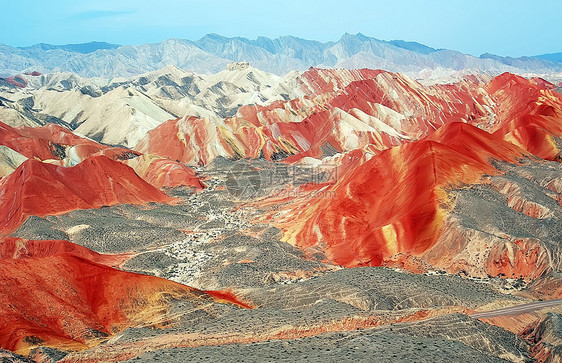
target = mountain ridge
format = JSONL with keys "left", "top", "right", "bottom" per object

{"left": 1, "top": 33, "right": 561, "bottom": 79}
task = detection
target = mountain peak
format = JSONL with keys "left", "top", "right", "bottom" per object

{"left": 199, "top": 33, "right": 231, "bottom": 42}
{"left": 387, "top": 39, "right": 438, "bottom": 54}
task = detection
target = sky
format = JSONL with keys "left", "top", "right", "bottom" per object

{"left": 1, "top": 0, "right": 561, "bottom": 57}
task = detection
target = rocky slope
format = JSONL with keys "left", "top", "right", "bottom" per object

{"left": 0, "top": 236, "right": 250, "bottom": 356}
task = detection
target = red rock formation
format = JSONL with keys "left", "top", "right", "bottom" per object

{"left": 297, "top": 68, "right": 386, "bottom": 96}
{"left": 0, "top": 238, "right": 250, "bottom": 355}
{"left": 0, "top": 237, "right": 129, "bottom": 267}
{"left": 126, "top": 154, "right": 205, "bottom": 190}
{"left": 264, "top": 122, "right": 523, "bottom": 267}
{"left": 243, "top": 71, "right": 562, "bottom": 278}
{"left": 413, "top": 212, "right": 556, "bottom": 281}
{"left": 136, "top": 116, "right": 220, "bottom": 166}
{"left": 0, "top": 121, "right": 104, "bottom": 161}
{"left": 136, "top": 71, "right": 562, "bottom": 166}
{"left": 3, "top": 75, "right": 27, "bottom": 88}
{"left": 486, "top": 239, "right": 552, "bottom": 280}
{"left": 530, "top": 77, "right": 556, "bottom": 90}
{"left": 487, "top": 73, "right": 562, "bottom": 160}
{"left": 0, "top": 155, "right": 176, "bottom": 237}
{"left": 544, "top": 179, "right": 562, "bottom": 206}
{"left": 67, "top": 144, "right": 205, "bottom": 190}
{"left": 136, "top": 69, "right": 476, "bottom": 165}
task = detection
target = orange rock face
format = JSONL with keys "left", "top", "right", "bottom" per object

{"left": 0, "top": 155, "right": 176, "bottom": 237}
{"left": 268, "top": 122, "right": 523, "bottom": 267}
{"left": 125, "top": 154, "right": 205, "bottom": 190}
{"left": 0, "top": 237, "right": 251, "bottom": 355}
{"left": 0, "top": 121, "right": 104, "bottom": 161}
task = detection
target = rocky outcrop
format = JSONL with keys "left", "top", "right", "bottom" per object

{"left": 521, "top": 313, "right": 562, "bottom": 363}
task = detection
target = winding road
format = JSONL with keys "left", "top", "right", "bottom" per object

{"left": 470, "top": 299, "right": 562, "bottom": 319}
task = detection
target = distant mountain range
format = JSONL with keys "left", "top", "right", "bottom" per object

{"left": 1, "top": 33, "right": 561, "bottom": 78}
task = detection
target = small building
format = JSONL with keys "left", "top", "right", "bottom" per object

{"left": 226, "top": 62, "right": 250, "bottom": 71}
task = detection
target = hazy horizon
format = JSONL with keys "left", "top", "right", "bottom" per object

{"left": 2, "top": 0, "right": 561, "bottom": 58}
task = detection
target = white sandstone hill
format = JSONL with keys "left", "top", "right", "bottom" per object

{"left": 0, "top": 64, "right": 301, "bottom": 147}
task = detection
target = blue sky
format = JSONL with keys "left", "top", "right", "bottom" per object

{"left": 2, "top": 0, "right": 560, "bottom": 57}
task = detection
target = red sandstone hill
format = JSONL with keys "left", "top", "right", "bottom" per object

{"left": 0, "top": 121, "right": 104, "bottom": 161}
{"left": 252, "top": 73, "right": 561, "bottom": 282}
{"left": 0, "top": 237, "right": 250, "bottom": 355}
{"left": 0, "top": 120, "right": 206, "bottom": 237}
{"left": 0, "top": 121, "right": 205, "bottom": 191}
{"left": 66, "top": 144, "right": 205, "bottom": 190}
{"left": 136, "top": 70, "right": 562, "bottom": 166}
{"left": 266, "top": 122, "right": 525, "bottom": 267}
{"left": 0, "top": 155, "right": 176, "bottom": 237}
{"left": 487, "top": 73, "right": 562, "bottom": 161}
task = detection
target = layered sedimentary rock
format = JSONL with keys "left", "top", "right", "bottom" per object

{"left": 0, "top": 156, "right": 175, "bottom": 236}
{"left": 0, "top": 121, "right": 103, "bottom": 161}
{"left": 245, "top": 71, "right": 562, "bottom": 286}
{"left": 125, "top": 154, "right": 206, "bottom": 190}
{"left": 261, "top": 122, "right": 524, "bottom": 266}
{"left": 137, "top": 69, "right": 561, "bottom": 167}
{"left": 0, "top": 237, "right": 250, "bottom": 356}
{"left": 488, "top": 73, "right": 562, "bottom": 160}
{"left": 0, "top": 66, "right": 296, "bottom": 147}
{"left": 64, "top": 143, "right": 205, "bottom": 190}
{"left": 0, "top": 118, "right": 205, "bottom": 193}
